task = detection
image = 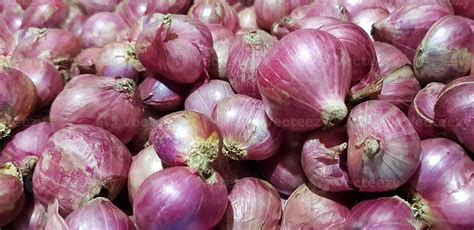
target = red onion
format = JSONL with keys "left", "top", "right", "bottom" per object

{"left": 21, "top": 0, "right": 68, "bottom": 29}
{"left": 188, "top": 0, "right": 240, "bottom": 33}
{"left": 289, "top": 1, "right": 350, "bottom": 21}
{"left": 1, "top": 122, "right": 54, "bottom": 176}
{"left": 135, "top": 14, "right": 213, "bottom": 84}
{"left": 302, "top": 126, "right": 352, "bottom": 192}
{"left": 0, "top": 37, "right": 5, "bottom": 55}
{"left": 61, "top": 4, "right": 87, "bottom": 37}
{"left": 95, "top": 42, "right": 143, "bottom": 81}
{"left": 4, "top": 28, "right": 41, "bottom": 56}
{"left": 80, "top": 12, "right": 130, "bottom": 48}
{"left": 347, "top": 100, "right": 421, "bottom": 192}
{"left": 15, "top": 0, "right": 32, "bottom": 10}
{"left": 372, "top": 4, "right": 452, "bottom": 61}
{"left": 150, "top": 111, "right": 220, "bottom": 177}
{"left": 50, "top": 75, "right": 143, "bottom": 144}
{"left": 351, "top": 8, "right": 389, "bottom": 39}
{"left": 116, "top": 0, "right": 149, "bottom": 26}
{"left": 146, "top": 0, "right": 192, "bottom": 14}
{"left": 345, "top": 196, "right": 423, "bottom": 229}
{"left": 408, "top": 82, "right": 445, "bottom": 139}
{"left": 0, "top": 163, "right": 24, "bottom": 227}
{"left": 451, "top": 0, "right": 474, "bottom": 19}
{"left": 184, "top": 79, "right": 235, "bottom": 117}
{"left": 126, "top": 109, "right": 161, "bottom": 154}
{"left": 254, "top": 0, "right": 311, "bottom": 30}
{"left": 128, "top": 145, "right": 164, "bottom": 203}
{"left": 374, "top": 41, "right": 410, "bottom": 77}
{"left": 237, "top": 6, "right": 258, "bottom": 29}
{"left": 11, "top": 199, "right": 47, "bottom": 230}
{"left": 220, "top": 177, "right": 281, "bottom": 229}
{"left": 70, "top": 47, "right": 102, "bottom": 76}
{"left": 0, "top": 3, "right": 23, "bottom": 41}
{"left": 414, "top": 15, "right": 472, "bottom": 85}
{"left": 227, "top": 30, "right": 276, "bottom": 99}
{"left": 44, "top": 200, "right": 68, "bottom": 230}
{"left": 78, "top": 0, "right": 119, "bottom": 15}
{"left": 138, "top": 74, "right": 188, "bottom": 112}
{"left": 0, "top": 67, "right": 37, "bottom": 139}
{"left": 257, "top": 29, "right": 351, "bottom": 132}
{"left": 65, "top": 198, "right": 136, "bottom": 229}
{"left": 133, "top": 166, "right": 228, "bottom": 229}
{"left": 434, "top": 76, "right": 474, "bottom": 152}
{"left": 10, "top": 58, "right": 64, "bottom": 107}
{"left": 128, "top": 13, "right": 165, "bottom": 41}
{"left": 33, "top": 125, "right": 132, "bottom": 215}
{"left": 282, "top": 184, "right": 350, "bottom": 229}
{"left": 214, "top": 94, "right": 283, "bottom": 160}
{"left": 207, "top": 24, "right": 234, "bottom": 80}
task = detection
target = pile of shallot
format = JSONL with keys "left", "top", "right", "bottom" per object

{"left": 0, "top": 0, "right": 472, "bottom": 229}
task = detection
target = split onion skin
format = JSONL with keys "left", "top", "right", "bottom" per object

{"left": 44, "top": 200, "right": 68, "bottom": 230}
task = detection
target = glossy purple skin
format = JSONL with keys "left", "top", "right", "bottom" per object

{"left": 372, "top": 4, "right": 452, "bottom": 61}
{"left": 347, "top": 100, "right": 421, "bottom": 192}
{"left": 80, "top": 12, "right": 129, "bottom": 48}
{"left": 289, "top": 1, "right": 350, "bottom": 21}
{"left": 408, "top": 82, "right": 445, "bottom": 139}
{"left": 257, "top": 29, "right": 351, "bottom": 132}
{"left": 373, "top": 41, "right": 410, "bottom": 76}
{"left": 451, "top": 0, "right": 474, "bottom": 19}
{"left": 1, "top": 122, "right": 55, "bottom": 176}
{"left": 214, "top": 94, "right": 283, "bottom": 160}
{"left": 32, "top": 125, "right": 132, "bottom": 215}
{"left": 21, "top": 0, "right": 68, "bottom": 29}
{"left": 11, "top": 58, "right": 64, "bottom": 107}
{"left": 207, "top": 24, "right": 234, "bottom": 80}
{"left": 78, "top": 0, "right": 119, "bottom": 15}
{"left": 253, "top": 0, "right": 312, "bottom": 30}
{"left": 115, "top": 0, "right": 149, "bottom": 26}
{"left": 50, "top": 75, "right": 143, "bottom": 144}
{"left": 0, "top": 163, "right": 25, "bottom": 227}
{"left": 147, "top": 0, "right": 192, "bottom": 14}
{"left": 96, "top": 42, "right": 141, "bottom": 81}
{"left": 227, "top": 30, "right": 276, "bottom": 99}
{"left": 61, "top": 4, "right": 87, "bottom": 37}
{"left": 128, "top": 145, "right": 163, "bottom": 203}
{"left": 345, "top": 197, "right": 420, "bottom": 229}
{"left": 351, "top": 8, "right": 389, "bottom": 40}
{"left": 0, "top": 2, "right": 23, "bottom": 41}
{"left": 184, "top": 79, "right": 234, "bottom": 118}
{"left": 66, "top": 198, "right": 136, "bottom": 230}
{"left": 414, "top": 15, "right": 473, "bottom": 85}
{"left": 128, "top": 13, "right": 165, "bottom": 41}
{"left": 434, "top": 76, "right": 474, "bottom": 152}
{"left": 133, "top": 167, "right": 228, "bottom": 230}
{"left": 188, "top": 0, "right": 240, "bottom": 33}
{"left": 12, "top": 199, "right": 47, "bottom": 230}
{"left": 138, "top": 76, "right": 187, "bottom": 112}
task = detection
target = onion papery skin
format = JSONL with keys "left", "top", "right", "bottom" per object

{"left": 257, "top": 29, "right": 351, "bottom": 132}
{"left": 128, "top": 145, "right": 164, "bottom": 203}
{"left": 289, "top": 1, "right": 350, "bottom": 21}
{"left": 414, "top": 15, "right": 472, "bottom": 85}
{"left": 434, "top": 76, "right": 474, "bottom": 152}
{"left": 1, "top": 122, "right": 54, "bottom": 176}
{"left": 128, "top": 13, "right": 165, "bottom": 41}
{"left": 451, "top": 0, "right": 474, "bottom": 19}
{"left": 374, "top": 41, "right": 411, "bottom": 77}
{"left": 207, "top": 24, "right": 234, "bottom": 80}
{"left": 126, "top": 109, "right": 161, "bottom": 154}
{"left": 407, "top": 82, "right": 444, "bottom": 139}
{"left": 44, "top": 200, "right": 68, "bottom": 230}
{"left": 254, "top": 0, "right": 311, "bottom": 30}
{"left": 10, "top": 58, "right": 64, "bottom": 108}
{"left": 188, "top": 0, "right": 240, "bottom": 33}
{"left": 227, "top": 30, "right": 276, "bottom": 99}
{"left": 80, "top": 12, "right": 129, "bottom": 48}
{"left": 339, "top": 0, "right": 452, "bottom": 17}
{"left": 50, "top": 75, "right": 143, "bottom": 144}
{"left": 65, "top": 198, "right": 136, "bottom": 229}
{"left": 135, "top": 14, "right": 213, "bottom": 84}
{"left": 61, "top": 4, "right": 87, "bottom": 37}
{"left": 282, "top": 184, "right": 350, "bottom": 229}
{"left": 0, "top": 67, "right": 37, "bottom": 139}
{"left": 214, "top": 94, "right": 282, "bottom": 161}
{"left": 150, "top": 111, "right": 220, "bottom": 177}
{"left": 347, "top": 100, "right": 421, "bottom": 192}
{"left": 11, "top": 198, "right": 47, "bottom": 230}
{"left": 372, "top": 4, "right": 452, "bottom": 62}
{"left": 77, "top": 0, "right": 119, "bottom": 15}
{"left": 133, "top": 166, "right": 228, "bottom": 230}
{"left": 351, "top": 8, "right": 389, "bottom": 40}
{"left": 70, "top": 47, "right": 102, "bottom": 76}
{"left": 5, "top": 28, "right": 41, "bottom": 57}
{"left": 345, "top": 196, "right": 423, "bottom": 229}
{"left": 21, "top": 0, "right": 68, "bottom": 29}
{"left": 96, "top": 42, "right": 143, "bottom": 82}
{"left": 184, "top": 79, "right": 235, "bottom": 118}
{"left": 0, "top": 163, "right": 25, "bottom": 227}
{"left": 220, "top": 178, "right": 282, "bottom": 229}
{"left": 115, "top": 0, "right": 149, "bottom": 27}
{"left": 0, "top": 3, "right": 23, "bottom": 41}
{"left": 32, "top": 125, "right": 132, "bottom": 215}
{"left": 237, "top": 6, "right": 259, "bottom": 29}
{"left": 302, "top": 126, "right": 352, "bottom": 192}
{"left": 147, "top": 0, "right": 192, "bottom": 14}
{"left": 138, "top": 75, "right": 188, "bottom": 112}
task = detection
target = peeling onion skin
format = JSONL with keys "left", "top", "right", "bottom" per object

{"left": 289, "top": 2, "right": 351, "bottom": 21}
{"left": 227, "top": 30, "right": 276, "bottom": 99}
{"left": 207, "top": 24, "right": 234, "bottom": 80}
{"left": 1, "top": 122, "right": 55, "bottom": 176}
{"left": 133, "top": 167, "right": 228, "bottom": 230}
{"left": 220, "top": 177, "right": 282, "bottom": 229}
{"left": 80, "top": 12, "right": 130, "bottom": 48}
{"left": 434, "top": 76, "right": 474, "bottom": 153}
{"left": 254, "top": 0, "right": 311, "bottom": 30}
{"left": 70, "top": 47, "right": 102, "bottom": 76}
{"left": 414, "top": 15, "right": 472, "bottom": 85}
{"left": 44, "top": 200, "right": 68, "bottom": 230}
{"left": 65, "top": 198, "right": 136, "bottom": 230}
{"left": 96, "top": 42, "right": 143, "bottom": 82}
{"left": 0, "top": 67, "right": 37, "bottom": 140}
{"left": 188, "top": 0, "right": 240, "bottom": 33}
{"left": 128, "top": 145, "right": 164, "bottom": 203}
{"left": 347, "top": 100, "right": 421, "bottom": 192}
{"left": 344, "top": 196, "right": 423, "bottom": 229}
{"left": 50, "top": 75, "right": 143, "bottom": 144}
{"left": 184, "top": 79, "right": 235, "bottom": 118}
{"left": 0, "top": 163, "right": 25, "bottom": 227}
{"left": 407, "top": 83, "right": 444, "bottom": 140}
{"left": 32, "top": 125, "right": 132, "bottom": 215}
{"left": 257, "top": 29, "right": 351, "bottom": 132}
{"left": 11, "top": 198, "right": 47, "bottom": 230}
{"left": 372, "top": 4, "right": 452, "bottom": 62}
{"left": 351, "top": 8, "right": 389, "bottom": 40}
{"left": 373, "top": 41, "right": 410, "bottom": 77}
{"left": 214, "top": 94, "right": 283, "bottom": 161}
{"left": 282, "top": 184, "right": 350, "bottom": 229}
{"left": 21, "top": 0, "right": 68, "bottom": 29}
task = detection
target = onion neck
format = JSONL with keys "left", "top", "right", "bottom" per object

{"left": 187, "top": 138, "right": 219, "bottom": 179}
{"left": 0, "top": 123, "right": 11, "bottom": 139}
{"left": 243, "top": 31, "right": 272, "bottom": 49}
{"left": 410, "top": 193, "right": 431, "bottom": 229}
{"left": 222, "top": 141, "right": 247, "bottom": 161}
{"left": 161, "top": 14, "right": 173, "bottom": 42}
{"left": 113, "top": 78, "right": 136, "bottom": 98}
{"left": 321, "top": 102, "right": 348, "bottom": 127}
{"left": 0, "top": 162, "right": 22, "bottom": 181}
{"left": 327, "top": 142, "right": 347, "bottom": 158}
{"left": 271, "top": 17, "right": 300, "bottom": 39}
{"left": 362, "top": 137, "right": 381, "bottom": 159}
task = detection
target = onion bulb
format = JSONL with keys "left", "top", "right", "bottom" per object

{"left": 80, "top": 12, "right": 130, "bottom": 48}
{"left": 138, "top": 74, "right": 188, "bottom": 112}
{"left": 207, "top": 24, "right": 234, "bottom": 80}
{"left": 184, "top": 79, "right": 235, "bottom": 118}
{"left": 254, "top": 0, "right": 311, "bottom": 30}
{"left": 21, "top": 0, "right": 68, "bottom": 29}
{"left": 351, "top": 8, "right": 389, "bottom": 40}
{"left": 95, "top": 41, "right": 144, "bottom": 81}
{"left": 188, "top": 0, "right": 240, "bottom": 33}
{"left": 0, "top": 162, "right": 25, "bottom": 227}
